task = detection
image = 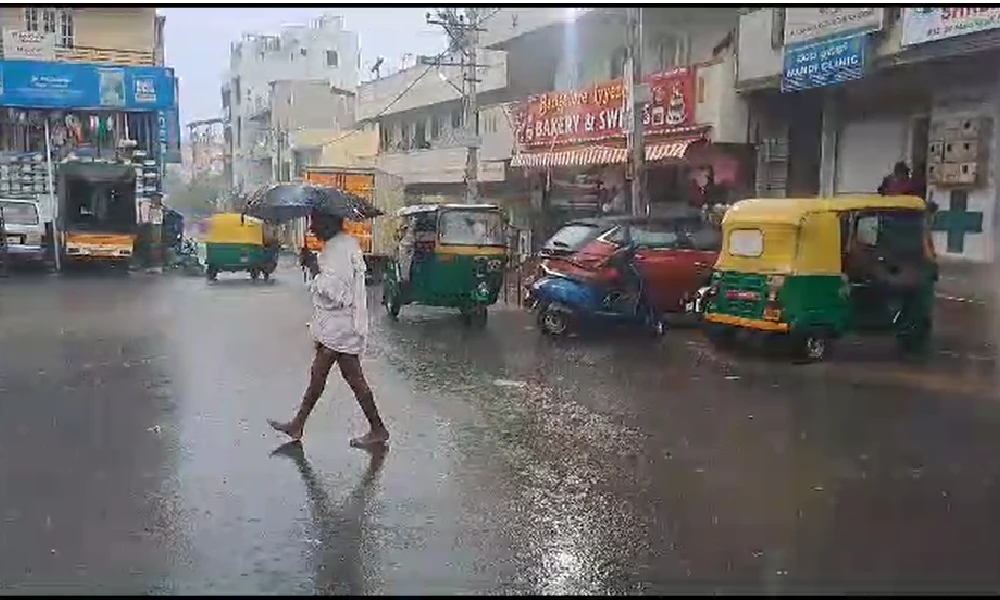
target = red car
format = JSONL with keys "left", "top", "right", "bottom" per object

{"left": 530, "top": 210, "right": 721, "bottom": 314}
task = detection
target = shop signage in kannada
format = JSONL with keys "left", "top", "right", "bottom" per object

{"left": 782, "top": 33, "right": 866, "bottom": 92}
{"left": 514, "top": 67, "right": 696, "bottom": 149}
{"left": 2, "top": 29, "right": 56, "bottom": 61}
{"left": 901, "top": 7, "right": 1000, "bottom": 46}
{"left": 0, "top": 60, "right": 177, "bottom": 110}
{"left": 783, "top": 7, "right": 884, "bottom": 45}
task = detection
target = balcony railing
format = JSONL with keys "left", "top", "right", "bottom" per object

{"left": 54, "top": 45, "right": 155, "bottom": 67}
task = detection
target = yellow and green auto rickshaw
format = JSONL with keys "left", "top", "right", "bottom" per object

{"left": 382, "top": 203, "right": 509, "bottom": 326}
{"left": 198, "top": 212, "right": 278, "bottom": 282}
{"left": 700, "top": 195, "right": 938, "bottom": 362}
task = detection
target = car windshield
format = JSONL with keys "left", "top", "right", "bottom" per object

{"left": 543, "top": 223, "right": 603, "bottom": 252}
{"left": 438, "top": 210, "right": 505, "bottom": 245}
{"left": 0, "top": 200, "right": 39, "bottom": 225}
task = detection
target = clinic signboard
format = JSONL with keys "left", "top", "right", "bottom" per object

{"left": 901, "top": 7, "right": 1000, "bottom": 46}
{"left": 2, "top": 29, "right": 56, "bottom": 61}
{"left": 0, "top": 60, "right": 176, "bottom": 111}
{"left": 784, "top": 7, "right": 884, "bottom": 45}
{"left": 781, "top": 33, "right": 867, "bottom": 92}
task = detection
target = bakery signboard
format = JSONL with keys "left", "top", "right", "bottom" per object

{"left": 513, "top": 67, "right": 696, "bottom": 149}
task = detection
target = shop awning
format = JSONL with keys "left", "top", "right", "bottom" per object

{"left": 510, "top": 137, "right": 701, "bottom": 168}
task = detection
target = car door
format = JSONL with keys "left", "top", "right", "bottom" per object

{"left": 671, "top": 216, "right": 723, "bottom": 299}
{"left": 629, "top": 220, "right": 686, "bottom": 312}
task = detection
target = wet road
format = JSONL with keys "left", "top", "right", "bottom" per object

{"left": 1, "top": 265, "right": 999, "bottom": 594}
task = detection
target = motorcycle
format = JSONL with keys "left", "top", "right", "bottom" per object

{"left": 526, "top": 243, "right": 665, "bottom": 337}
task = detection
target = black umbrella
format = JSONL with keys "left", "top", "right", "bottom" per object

{"left": 243, "top": 183, "right": 383, "bottom": 223}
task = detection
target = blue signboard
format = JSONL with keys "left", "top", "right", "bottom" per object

{"left": 0, "top": 60, "right": 177, "bottom": 111}
{"left": 781, "top": 33, "right": 866, "bottom": 93}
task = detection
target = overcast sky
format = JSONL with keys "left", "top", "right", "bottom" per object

{"left": 160, "top": 7, "right": 446, "bottom": 127}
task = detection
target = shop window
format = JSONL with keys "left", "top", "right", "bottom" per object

{"left": 58, "top": 10, "right": 74, "bottom": 49}
{"left": 326, "top": 50, "right": 339, "bottom": 67}
{"left": 450, "top": 106, "right": 463, "bottom": 129}
{"left": 649, "top": 34, "right": 686, "bottom": 71}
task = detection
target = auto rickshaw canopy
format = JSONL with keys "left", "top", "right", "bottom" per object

{"left": 204, "top": 212, "right": 265, "bottom": 245}
{"left": 715, "top": 195, "right": 928, "bottom": 275}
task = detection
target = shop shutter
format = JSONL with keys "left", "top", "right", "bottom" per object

{"left": 834, "top": 116, "right": 908, "bottom": 195}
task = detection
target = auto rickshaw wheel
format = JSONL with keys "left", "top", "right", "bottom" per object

{"left": 897, "top": 317, "right": 931, "bottom": 356}
{"left": 250, "top": 268, "right": 260, "bottom": 281}
{"left": 462, "top": 305, "right": 488, "bottom": 328}
{"left": 206, "top": 265, "right": 218, "bottom": 281}
{"left": 262, "top": 270, "right": 271, "bottom": 282}
{"left": 793, "top": 331, "right": 831, "bottom": 363}
{"left": 384, "top": 287, "right": 401, "bottom": 320}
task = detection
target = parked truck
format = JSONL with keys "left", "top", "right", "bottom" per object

{"left": 57, "top": 160, "right": 138, "bottom": 270}
{"left": 301, "top": 166, "right": 405, "bottom": 282}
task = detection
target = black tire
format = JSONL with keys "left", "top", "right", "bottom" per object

{"left": 537, "top": 305, "right": 570, "bottom": 336}
{"left": 250, "top": 268, "right": 260, "bottom": 281}
{"left": 792, "top": 330, "right": 831, "bottom": 364}
{"left": 262, "top": 270, "right": 271, "bottom": 282}
{"left": 465, "top": 305, "right": 488, "bottom": 328}
{"left": 384, "top": 286, "right": 401, "bottom": 320}
{"left": 897, "top": 317, "right": 932, "bottom": 356}
{"left": 706, "top": 325, "right": 736, "bottom": 348}
{"left": 206, "top": 265, "right": 218, "bottom": 281}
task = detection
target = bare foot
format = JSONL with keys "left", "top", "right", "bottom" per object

{"left": 268, "top": 419, "right": 303, "bottom": 441}
{"left": 350, "top": 428, "right": 389, "bottom": 448}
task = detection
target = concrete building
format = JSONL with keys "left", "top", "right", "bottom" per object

{"left": 737, "top": 7, "right": 1000, "bottom": 264}
{"left": 0, "top": 6, "right": 163, "bottom": 66}
{"left": 263, "top": 78, "right": 355, "bottom": 181}
{"left": 222, "top": 14, "right": 361, "bottom": 192}
{"left": 185, "top": 117, "right": 226, "bottom": 181}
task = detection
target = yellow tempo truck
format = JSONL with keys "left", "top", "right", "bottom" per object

{"left": 58, "top": 161, "right": 138, "bottom": 270}
{"left": 302, "top": 166, "right": 404, "bottom": 282}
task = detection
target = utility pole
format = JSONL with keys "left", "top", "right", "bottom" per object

{"left": 625, "top": 7, "right": 646, "bottom": 217}
{"left": 427, "top": 7, "right": 487, "bottom": 204}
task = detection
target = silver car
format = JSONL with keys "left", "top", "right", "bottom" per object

{"left": 0, "top": 198, "right": 46, "bottom": 266}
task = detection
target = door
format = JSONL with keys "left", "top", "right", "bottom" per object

{"left": 673, "top": 216, "right": 723, "bottom": 297}
{"left": 630, "top": 220, "right": 687, "bottom": 312}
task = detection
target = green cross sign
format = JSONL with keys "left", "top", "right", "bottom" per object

{"left": 932, "top": 190, "right": 983, "bottom": 254}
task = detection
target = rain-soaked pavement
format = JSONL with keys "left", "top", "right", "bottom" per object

{"left": 1, "top": 264, "right": 999, "bottom": 594}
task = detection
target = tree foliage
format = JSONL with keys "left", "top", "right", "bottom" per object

{"left": 164, "top": 172, "right": 228, "bottom": 216}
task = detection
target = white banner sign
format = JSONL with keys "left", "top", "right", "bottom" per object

{"left": 901, "top": 7, "right": 1000, "bottom": 46}
{"left": 784, "top": 7, "right": 884, "bottom": 45}
{"left": 2, "top": 29, "right": 56, "bottom": 61}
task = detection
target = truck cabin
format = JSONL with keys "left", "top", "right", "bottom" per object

{"left": 59, "top": 162, "right": 138, "bottom": 233}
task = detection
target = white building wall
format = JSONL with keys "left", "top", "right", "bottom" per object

{"left": 228, "top": 14, "right": 361, "bottom": 191}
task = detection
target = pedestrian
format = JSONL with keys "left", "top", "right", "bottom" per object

{"left": 877, "top": 161, "right": 918, "bottom": 196}
{"left": 269, "top": 211, "right": 389, "bottom": 447}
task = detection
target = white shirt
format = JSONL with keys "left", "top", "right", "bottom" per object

{"left": 308, "top": 233, "right": 368, "bottom": 355}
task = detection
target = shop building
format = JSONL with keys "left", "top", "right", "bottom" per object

{"left": 0, "top": 7, "right": 179, "bottom": 225}
{"left": 504, "top": 7, "right": 752, "bottom": 229}
{"left": 737, "top": 6, "right": 1000, "bottom": 263}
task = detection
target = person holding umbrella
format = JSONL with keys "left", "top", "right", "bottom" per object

{"left": 268, "top": 210, "right": 389, "bottom": 447}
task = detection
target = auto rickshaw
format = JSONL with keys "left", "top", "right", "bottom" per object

{"left": 199, "top": 212, "right": 278, "bottom": 281}
{"left": 700, "top": 195, "right": 937, "bottom": 362}
{"left": 382, "top": 203, "right": 508, "bottom": 326}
